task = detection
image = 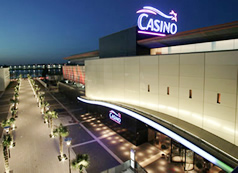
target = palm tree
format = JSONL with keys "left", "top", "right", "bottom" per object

{"left": 10, "top": 98, "right": 19, "bottom": 110}
{"left": 17, "top": 77, "right": 21, "bottom": 84}
{"left": 9, "top": 117, "right": 16, "bottom": 131}
{"left": 15, "top": 84, "right": 19, "bottom": 90}
{"left": 48, "top": 111, "right": 58, "bottom": 137}
{"left": 71, "top": 154, "right": 90, "bottom": 173}
{"left": 39, "top": 95, "right": 45, "bottom": 108}
{"left": 17, "top": 78, "right": 21, "bottom": 89}
{"left": 2, "top": 134, "right": 12, "bottom": 173}
{"left": 53, "top": 123, "right": 69, "bottom": 160}
{"left": 14, "top": 87, "right": 19, "bottom": 94}
{"left": 1, "top": 118, "right": 15, "bottom": 129}
{"left": 11, "top": 107, "right": 18, "bottom": 118}
{"left": 43, "top": 101, "right": 50, "bottom": 115}
{"left": 14, "top": 90, "right": 19, "bottom": 100}
{"left": 44, "top": 110, "right": 51, "bottom": 124}
{"left": 30, "top": 79, "right": 34, "bottom": 86}
{"left": 1, "top": 118, "right": 16, "bottom": 145}
{"left": 1, "top": 119, "right": 11, "bottom": 130}
{"left": 35, "top": 86, "right": 40, "bottom": 97}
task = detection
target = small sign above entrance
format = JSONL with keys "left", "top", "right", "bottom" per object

{"left": 109, "top": 110, "right": 121, "bottom": 124}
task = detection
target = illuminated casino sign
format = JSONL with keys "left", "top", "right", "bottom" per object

{"left": 137, "top": 6, "right": 178, "bottom": 37}
{"left": 109, "top": 110, "right": 121, "bottom": 124}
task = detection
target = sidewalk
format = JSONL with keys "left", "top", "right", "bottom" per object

{"left": 0, "top": 80, "right": 77, "bottom": 173}
{"left": 0, "top": 78, "right": 226, "bottom": 173}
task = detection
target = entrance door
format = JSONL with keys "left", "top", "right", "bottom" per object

{"left": 184, "top": 149, "right": 194, "bottom": 171}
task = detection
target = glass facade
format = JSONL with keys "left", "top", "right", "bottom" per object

{"left": 62, "top": 65, "right": 85, "bottom": 85}
{"left": 150, "top": 38, "right": 238, "bottom": 55}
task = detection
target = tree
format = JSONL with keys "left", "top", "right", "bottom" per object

{"left": 53, "top": 123, "right": 69, "bottom": 160}
{"left": 71, "top": 154, "right": 90, "bottom": 173}
{"left": 43, "top": 101, "right": 49, "bottom": 115}
{"left": 14, "top": 87, "right": 19, "bottom": 94}
{"left": 1, "top": 119, "right": 11, "bottom": 129}
{"left": 35, "top": 85, "right": 40, "bottom": 97}
{"left": 14, "top": 91, "right": 19, "bottom": 100}
{"left": 1, "top": 118, "right": 16, "bottom": 145}
{"left": 30, "top": 79, "right": 35, "bottom": 86}
{"left": 39, "top": 95, "right": 45, "bottom": 108}
{"left": 10, "top": 98, "right": 19, "bottom": 110}
{"left": 17, "top": 77, "right": 21, "bottom": 84}
{"left": 11, "top": 107, "right": 18, "bottom": 118}
{"left": 9, "top": 118, "right": 16, "bottom": 130}
{"left": 15, "top": 85, "right": 19, "bottom": 92}
{"left": 1, "top": 118, "right": 15, "bottom": 130}
{"left": 2, "top": 134, "right": 12, "bottom": 173}
{"left": 44, "top": 110, "right": 50, "bottom": 125}
{"left": 45, "top": 110, "right": 58, "bottom": 137}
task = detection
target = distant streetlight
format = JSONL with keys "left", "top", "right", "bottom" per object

{"left": 65, "top": 137, "right": 72, "bottom": 173}
{"left": 4, "top": 126, "right": 10, "bottom": 133}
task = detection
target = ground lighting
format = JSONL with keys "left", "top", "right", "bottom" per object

{"left": 77, "top": 97, "right": 234, "bottom": 173}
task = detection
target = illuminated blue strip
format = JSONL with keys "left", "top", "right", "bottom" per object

{"left": 77, "top": 97, "right": 234, "bottom": 173}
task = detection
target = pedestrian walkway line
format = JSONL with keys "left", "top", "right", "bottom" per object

{"left": 48, "top": 92, "right": 123, "bottom": 164}
{"left": 98, "top": 132, "right": 117, "bottom": 140}
{"left": 71, "top": 139, "right": 96, "bottom": 148}
{"left": 80, "top": 117, "right": 97, "bottom": 123}
{"left": 79, "top": 123, "right": 123, "bottom": 164}
{"left": 64, "top": 123, "right": 78, "bottom": 126}
{"left": 1, "top": 79, "right": 71, "bottom": 173}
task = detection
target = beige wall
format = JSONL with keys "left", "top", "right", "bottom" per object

{"left": 85, "top": 50, "right": 238, "bottom": 146}
{"left": 0, "top": 68, "right": 10, "bottom": 91}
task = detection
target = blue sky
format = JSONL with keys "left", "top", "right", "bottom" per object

{"left": 0, "top": 0, "right": 237, "bottom": 65}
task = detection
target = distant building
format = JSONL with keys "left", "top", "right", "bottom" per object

{"left": 9, "top": 64, "right": 63, "bottom": 79}
{"left": 0, "top": 67, "right": 10, "bottom": 91}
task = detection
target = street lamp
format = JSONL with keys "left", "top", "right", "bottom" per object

{"left": 130, "top": 148, "right": 136, "bottom": 169}
{"left": 12, "top": 123, "right": 16, "bottom": 131}
{"left": 4, "top": 126, "right": 10, "bottom": 133}
{"left": 65, "top": 137, "right": 72, "bottom": 173}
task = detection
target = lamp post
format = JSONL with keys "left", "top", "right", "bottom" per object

{"left": 130, "top": 148, "right": 136, "bottom": 169}
{"left": 4, "top": 126, "right": 10, "bottom": 134}
{"left": 65, "top": 137, "right": 72, "bottom": 173}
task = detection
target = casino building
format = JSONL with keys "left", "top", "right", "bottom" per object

{"left": 62, "top": 8, "right": 238, "bottom": 172}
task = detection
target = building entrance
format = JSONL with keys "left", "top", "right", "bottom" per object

{"left": 171, "top": 139, "right": 195, "bottom": 171}
{"left": 148, "top": 128, "right": 195, "bottom": 171}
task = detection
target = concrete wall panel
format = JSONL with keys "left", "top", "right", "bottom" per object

{"left": 85, "top": 50, "right": 238, "bottom": 146}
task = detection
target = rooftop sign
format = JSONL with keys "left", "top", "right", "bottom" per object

{"left": 137, "top": 6, "right": 178, "bottom": 37}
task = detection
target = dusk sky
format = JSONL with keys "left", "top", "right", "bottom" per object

{"left": 0, "top": 0, "right": 237, "bottom": 65}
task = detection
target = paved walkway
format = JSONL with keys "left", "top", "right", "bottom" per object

{"left": 0, "top": 80, "right": 77, "bottom": 173}
{"left": 0, "top": 79, "right": 224, "bottom": 173}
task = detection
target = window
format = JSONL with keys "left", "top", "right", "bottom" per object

{"left": 217, "top": 93, "right": 221, "bottom": 104}
{"left": 167, "top": 87, "right": 169, "bottom": 95}
{"left": 148, "top": 85, "right": 150, "bottom": 92}
{"left": 189, "top": 89, "right": 192, "bottom": 99}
